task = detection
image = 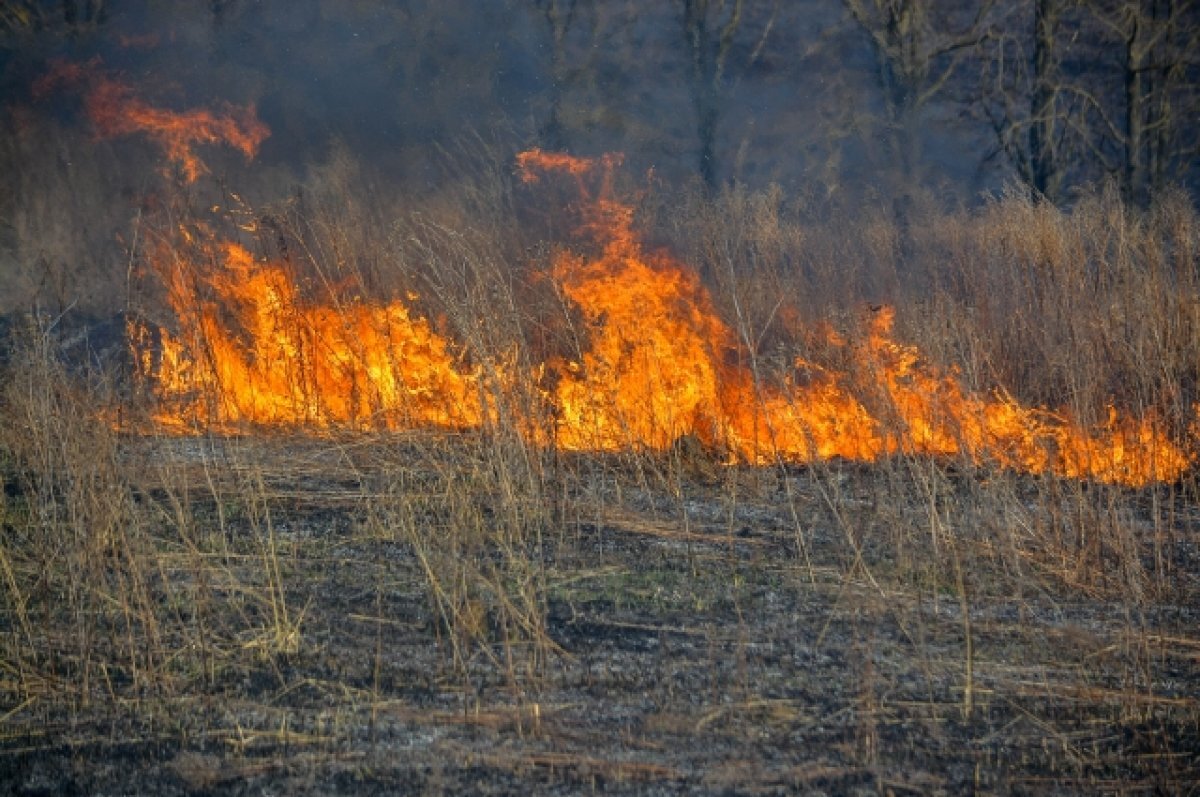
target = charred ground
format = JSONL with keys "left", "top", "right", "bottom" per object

{"left": 1, "top": 431, "right": 1198, "bottom": 796}
{"left": 2, "top": 5, "right": 1200, "bottom": 793}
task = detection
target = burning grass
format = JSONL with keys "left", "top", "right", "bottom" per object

{"left": 1, "top": 148, "right": 1199, "bottom": 793}
{"left": 127, "top": 151, "right": 1193, "bottom": 487}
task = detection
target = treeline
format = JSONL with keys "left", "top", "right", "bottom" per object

{"left": 0, "top": 0, "right": 1198, "bottom": 316}
{"left": 3, "top": 0, "right": 1197, "bottom": 205}
{"left": 527, "top": 0, "right": 1200, "bottom": 206}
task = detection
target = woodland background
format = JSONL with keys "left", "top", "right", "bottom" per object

{"left": 1, "top": 0, "right": 1197, "bottom": 317}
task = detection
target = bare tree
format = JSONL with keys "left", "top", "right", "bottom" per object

{"left": 678, "top": 0, "right": 778, "bottom": 189}
{"left": 980, "top": 0, "right": 1084, "bottom": 201}
{"left": 1094, "top": 0, "right": 1200, "bottom": 204}
{"left": 981, "top": 0, "right": 1198, "bottom": 204}
{"left": 1027, "top": 0, "right": 1062, "bottom": 197}
{"left": 840, "top": 0, "right": 993, "bottom": 182}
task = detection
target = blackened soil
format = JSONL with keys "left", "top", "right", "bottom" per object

{"left": 2, "top": 438, "right": 1198, "bottom": 795}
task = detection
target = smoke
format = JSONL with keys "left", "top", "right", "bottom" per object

{"left": 1, "top": 1, "right": 993, "bottom": 200}
{"left": 2, "top": 0, "right": 1194, "bottom": 317}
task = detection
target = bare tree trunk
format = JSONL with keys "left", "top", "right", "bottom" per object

{"left": 1101, "top": 0, "right": 1199, "bottom": 205}
{"left": 1029, "top": 0, "right": 1060, "bottom": 198}
{"left": 1122, "top": 5, "right": 1147, "bottom": 204}
{"left": 538, "top": 0, "right": 579, "bottom": 151}
{"left": 681, "top": 0, "right": 746, "bottom": 190}
{"left": 1149, "top": 0, "right": 1170, "bottom": 192}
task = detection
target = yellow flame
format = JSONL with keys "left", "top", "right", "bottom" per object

{"left": 140, "top": 241, "right": 480, "bottom": 431}
{"left": 129, "top": 151, "right": 1191, "bottom": 486}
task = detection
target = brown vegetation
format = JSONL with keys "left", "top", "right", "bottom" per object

{"left": 1, "top": 154, "right": 1198, "bottom": 793}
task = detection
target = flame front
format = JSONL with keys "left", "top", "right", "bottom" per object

{"left": 131, "top": 150, "right": 1191, "bottom": 487}
{"left": 139, "top": 240, "right": 480, "bottom": 432}
{"left": 734, "top": 308, "right": 1189, "bottom": 485}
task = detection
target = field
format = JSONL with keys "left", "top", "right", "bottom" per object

{"left": 1, "top": 430, "right": 1198, "bottom": 794}
{"left": 2, "top": 159, "right": 1200, "bottom": 794}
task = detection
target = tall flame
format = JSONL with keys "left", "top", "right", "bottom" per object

{"left": 517, "top": 150, "right": 733, "bottom": 451}
{"left": 129, "top": 150, "right": 1191, "bottom": 487}
{"left": 519, "top": 149, "right": 1189, "bottom": 485}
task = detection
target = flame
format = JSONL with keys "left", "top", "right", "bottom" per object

{"left": 36, "top": 60, "right": 269, "bottom": 182}
{"left": 518, "top": 150, "right": 1189, "bottom": 485}
{"left": 733, "top": 308, "right": 1188, "bottom": 485}
{"left": 518, "top": 149, "right": 732, "bottom": 451}
{"left": 128, "top": 150, "right": 1191, "bottom": 487}
{"left": 137, "top": 238, "right": 480, "bottom": 432}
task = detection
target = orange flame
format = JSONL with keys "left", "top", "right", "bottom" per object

{"left": 732, "top": 308, "right": 1188, "bottom": 485}
{"left": 518, "top": 149, "right": 732, "bottom": 451}
{"left": 519, "top": 150, "right": 1189, "bottom": 485}
{"left": 129, "top": 151, "right": 1191, "bottom": 486}
{"left": 136, "top": 238, "right": 480, "bottom": 432}
{"left": 36, "top": 60, "right": 269, "bottom": 182}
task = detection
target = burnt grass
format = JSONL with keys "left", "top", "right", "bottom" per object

{"left": 2, "top": 435, "right": 1199, "bottom": 795}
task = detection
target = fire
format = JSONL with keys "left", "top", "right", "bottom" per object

{"left": 136, "top": 238, "right": 480, "bottom": 432}
{"left": 36, "top": 60, "right": 269, "bottom": 182}
{"left": 129, "top": 149, "right": 1191, "bottom": 487}
{"left": 519, "top": 150, "right": 1189, "bottom": 485}
{"left": 736, "top": 308, "right": 1188, "bottom": 485}
{"left": 518, "top": 149, "right": 732, "bottom": 451}
{"left": 85, "top": 78, "right": 268, "bottom": 182}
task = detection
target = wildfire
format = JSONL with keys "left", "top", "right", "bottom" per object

{"left": 128, "top": 149, "right": 1191, "bottom": 487}
{"left": 519, "top": 150, "right": 1189, "bottom": 485}
{"left": 518, "top": 149, "right": 733, "bottom": 452}
{"left": 135, "top": 238, "right": 480, "bottom": 432}
{"left": 35, "top": 59, "right": 269, "bottom": 182}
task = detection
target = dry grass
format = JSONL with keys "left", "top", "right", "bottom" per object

{"left": 0, "top": 158, "right": 1197, "bottom": 793}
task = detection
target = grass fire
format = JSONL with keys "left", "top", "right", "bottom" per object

{"left": 3, "top": 13, "right": 1200, "bottom": 796}
{"left": 133, "top": 149, "right": 1190, "bottom": 487}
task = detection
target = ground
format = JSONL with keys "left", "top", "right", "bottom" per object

{"left": 2, "top": 435, "right": 1198, "bottom": 795}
